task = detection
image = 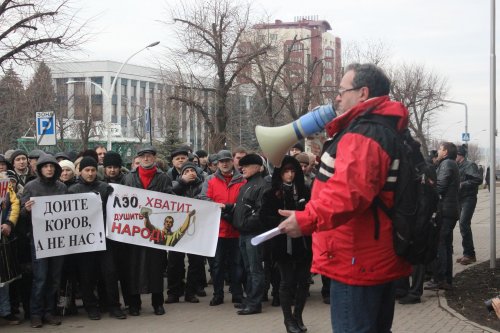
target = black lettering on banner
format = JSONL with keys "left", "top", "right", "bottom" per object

{"left": 113, "top": 196, "right": 122, "bottom": 208}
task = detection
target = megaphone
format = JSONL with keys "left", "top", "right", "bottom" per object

{"left": 255, "top": 104, "right": 336, "bottom": 167}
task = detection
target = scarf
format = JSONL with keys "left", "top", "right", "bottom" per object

{"left": 138, "top": 165, "right": 157, "bottom": 189}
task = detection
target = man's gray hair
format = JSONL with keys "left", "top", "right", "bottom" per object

{"left": 345, "top": 63, "right": 391, "bottom": 98}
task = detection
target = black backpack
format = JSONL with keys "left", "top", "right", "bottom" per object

{"left": 366, "top": 116, "right": 440, "bottom": 265}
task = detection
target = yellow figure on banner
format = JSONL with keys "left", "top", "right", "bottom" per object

{"left": 141, "top": 207, "right": 196, "bottom": 246}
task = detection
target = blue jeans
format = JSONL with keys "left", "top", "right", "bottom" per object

{"left": 0, "top": 285, "right": 10, "bottom": 316}
{"left": 239, "top": 234, "right": 265, "bottom": 310}
{"left": 30, "top": 240, "right": 64, "bottom": 317}
{"left": 211, "top": 238, "right": 243, "bottom": 299}
{"left": 330, "top": 279, "right": 396, "bottom": 333}
{"left": 434, "top": 217, "right": 457, "bottom": 284}
{"left": 459, "top": 196, "right": 477, "bottom": 257}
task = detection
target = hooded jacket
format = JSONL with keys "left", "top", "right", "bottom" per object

{"left": 261, "top": 156, "right": 311, "bottom": 260}
{"left": 21, "top": 154, "right": 67, "bottom": 223}
{"left": 295, "top": 96, "right": 412, "bottom": 286}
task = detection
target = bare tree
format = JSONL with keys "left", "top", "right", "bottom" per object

{"left": 342, "top": 39, "right": 392, "bottom": 69}
{"left": 390, "top": 63, "right": 448, "bottom": 156}
{"left": 0, "top": 0, "right": 89, "bottom": 70}
{"left": 162, "top": 0, "right": 269, "bottom": 151}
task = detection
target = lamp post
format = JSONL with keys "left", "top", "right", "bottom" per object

{"left": 439, "top": 99, "right": 468, "bottom": 142}
{"left": 67, "top": 41, "right": 160, "bottom": 151}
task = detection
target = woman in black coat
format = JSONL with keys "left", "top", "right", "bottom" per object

{"left": 261, "top": 155, "right": 311, "bottom": 333}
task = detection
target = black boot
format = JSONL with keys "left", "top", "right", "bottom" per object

{"left": 293, "top": 283, "right": 308, "bottom": 332}
{"left": 281, "top": 290, "right": 301, "bottom": 333}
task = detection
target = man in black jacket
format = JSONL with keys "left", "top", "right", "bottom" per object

{"left": 455, "top": 145, "right": 483, "bottom": 265}
{"left": 68, "top": 157, "right": 126, "bottom": 320}
{"left": 425, "top": 142, "right": 460, "bottom": 291}
{"left": 165, "top": 162, "right": 205, "bottom": 304}
{"left": 121, "top": 145, "right": 172, "bottom": 316}
{"left": 232, "top": 154, "right": 269, "bottom": 315}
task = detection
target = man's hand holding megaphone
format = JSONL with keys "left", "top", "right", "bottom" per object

{"left": 278, "top": 209, "right": 303, "bottom": 238}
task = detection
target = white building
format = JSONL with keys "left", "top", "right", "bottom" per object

{"left": 48, "top": 61, "right": 208, "bottom": 150}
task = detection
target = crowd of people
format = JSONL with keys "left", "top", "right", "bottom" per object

{"left": 0, "top": 63, "right": 488, "bottom": 332}
{"left": 0, "top": 139, "right": 326, "bottom": 332}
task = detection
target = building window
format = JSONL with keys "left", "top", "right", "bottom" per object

{"left": 324, "top": 61, "right": 332, "bottom": 69}
{"left": 325, "top": 49, "right": 333, "bottom": 58}
{"left": 270, "top": 34, "right": 278, "bottom": 41}
{"left": 324, "top": 74, "right": 333, "bottom": 82}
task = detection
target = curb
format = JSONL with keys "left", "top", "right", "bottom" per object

{"left": 438, "top": 290, "right": 500, "bottom": 333}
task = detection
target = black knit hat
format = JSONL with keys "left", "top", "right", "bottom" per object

{"left": 180, "top": 162, "right": 197, "bottom": 175}
{"left": 457, "top": 145, "right": 467, "bottom": 157}
{"left": 239, "top": 153, "right": 263, "bottom": 167}
{"left": 103, "top": 151, "right": 123, "bottom": 167}
{"left": 10, "top": 150, "right": 28, "bottom": 164}
{"left": 79, "top": 156, "right": 98, "bottom": 171}
{"left": 291, "top": 142, "right": 304, "bottom": 152}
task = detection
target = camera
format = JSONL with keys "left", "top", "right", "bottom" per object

{"left": 485, "top": 296, "right": 500, "bottom": 312}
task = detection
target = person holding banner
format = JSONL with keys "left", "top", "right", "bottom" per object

{"left": 164, "top": 161, "right": 205, "bottom": 304}
{"left": 68, "top": 156, "right": 126, "bottom": 320}
{"left": 200, "top": 150, "right": 245, "bottom": 307}
{"left": 21, "top": 154, "right": 67, "bottom": 328}
{"left": 121, "top": 145, "right": 172, "bottom": 316}
{"left": 0, "top": 175, "right": 21, "bottom": 325}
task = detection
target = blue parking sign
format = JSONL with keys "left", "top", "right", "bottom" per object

{"left": 37, "top": 117, "right": 54, "bottom": 135}
{"left": 36, "top": 111, "right": 56, "bottom": 146}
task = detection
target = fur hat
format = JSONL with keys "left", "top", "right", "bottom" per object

{"left": 239, "top": 153, "right": 263, "bottom": 167}
{"left": 103, "top": 151, "right": 123, "bottom": 167}
{"left": 79, "top": 156, "right": 98, "bottom": 172}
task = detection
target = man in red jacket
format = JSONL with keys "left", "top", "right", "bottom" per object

{"left": 200, "top": 150, "right": 246, "bottom": 306}
{"left": 279, "top": 63, "right": 412, "bottom": 332}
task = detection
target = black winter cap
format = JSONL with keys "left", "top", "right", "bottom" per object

{"left": 79, "top": 156, "right": 98, "bottom": 171}
{"left": 103, "top": 151, "right": 123, "bottom": 167}
{"left": 239, "top": 153, "right": 263, "bottom": 167}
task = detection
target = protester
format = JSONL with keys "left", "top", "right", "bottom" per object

{"left": 121, "top": 145, "right": 172, "bottom": 316}
{"left": 0, "top": 170, "right": 21, "bottom": 325}
{"left": 54, "top": 152, "right": 70, "bottom": 162}
{"left": 0, "top": 155, "right": 11, "bottom": 172}
{"left": 200, "top": 150, "right": 245, "bottom": 306}
{"left": 131, "top": 155, "right": 141, "bottom": 171}
{"left": 288, "top": 143, "right": 304, "bottom": 157}
{"left": 21, "top": 154, "right": 67, "bottom": 328}
{"left": 103, "top": 151, "right": 125, "bottom": 183}
{"left": 68, "top": 157, "right": 126, "bottom": 320}
{"left": 425, "top": 142, "right": 460, "bottom": 291}
{"left": 195, "top": 150, "right": 209, "bottom": 173}
{"left": 206, "top": 154, "right": 218, "bottom": 175}
{"left": 278, "top": 63, "right": 412, "bottom": 332}
{"left": 232, "top": 147, "right": 247, "bottom": 173}
{"left": 11, "top": 150, "right": 36, "bottom": 187}
{"left": 165, "top": 162, "right": 205, "bottom": 304}
{"left": 261, "top": 155, "right": 311, "bottom": 332}
{"left": 232, "top": 153, "right": 269, "bottom": 315}
{"left": 28, "top": 150, "right": 45, "bottom": 175}
{"left": 59, "top": 160, "right": 77, "bottom": 187}
{"left": 94, "top": 145, "right": 107, "bottom": 166}
{"left": 168, "top": 148, "right": 189, "bottom": 181}
{"left": 456, "top": 145, "right": 482, "bottom": 266}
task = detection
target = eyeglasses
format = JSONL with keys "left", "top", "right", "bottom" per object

{"left": 338, "top": 87, "right": 361, "bottom": 96}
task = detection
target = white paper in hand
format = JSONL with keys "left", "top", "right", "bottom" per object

{"left": 250, "top": 227, "right": 282, "bottom": 246}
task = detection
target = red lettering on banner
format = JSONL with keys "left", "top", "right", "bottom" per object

{"left": 145, "top": 196, "right": 154, "bottom": 207}
{"left": 150, "top": 230, "right": 162, "bottom": 242}
{"left": 121, "top": 224, "right": 131, "bottom": 236}
{"left": 131, "top": 226, "right": 141, "bottom": 236}
{"left": 141, "top": 228, "right": 151, "bottom": 239}
{"left": 111, "top": 222, "right": 122, "bottom": 233}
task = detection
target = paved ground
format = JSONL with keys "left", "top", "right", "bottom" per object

{"left": 1, "top": 188, "right": 500, "bottom": 332}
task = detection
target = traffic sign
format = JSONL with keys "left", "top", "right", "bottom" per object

{"left": 36, "top": 111, "right": 57, "bottom": 146}
{"left": 462, "top": 132, "right": 470, "bottom": 142}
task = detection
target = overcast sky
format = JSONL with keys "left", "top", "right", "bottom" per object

{"left": 64, "top": 0, "right": 493, "bottom": 150}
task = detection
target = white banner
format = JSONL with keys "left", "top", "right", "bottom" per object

{"left": 32, "top": 192, "right": 106, "bottom": 259}
{"left": 106, "top": 184, "right": 221, "bottom": 257}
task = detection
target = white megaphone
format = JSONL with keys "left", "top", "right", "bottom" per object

{"left": 256, "top": 104, "right": 336, "bottom": 167}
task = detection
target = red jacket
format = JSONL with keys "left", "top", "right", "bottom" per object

{"left": 200, "top": 169, "right": 246, "bottom": 238}
{"left": 295, "top": 96, "right": 412, "bottom": 286}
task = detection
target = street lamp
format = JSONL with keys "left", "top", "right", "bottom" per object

{"left": 67, "top": 41, "right": 160, "bottom": 151}
{"left": 439, "top": 99, "right": 468, "bottom": 142}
